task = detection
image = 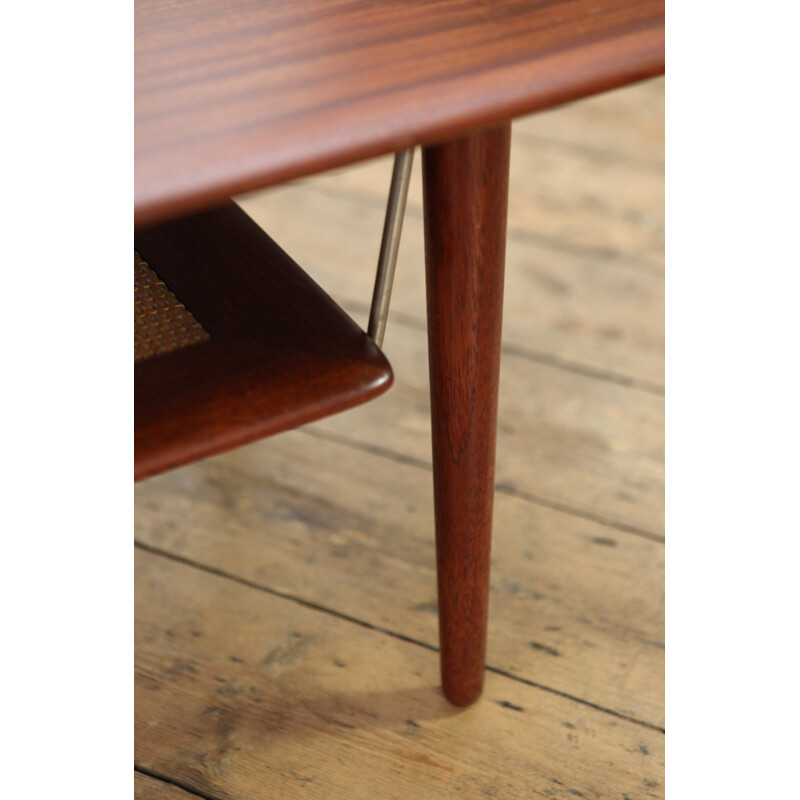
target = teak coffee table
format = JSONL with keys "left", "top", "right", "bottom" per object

{"left": 135, "top": 0, "right": 665, "bottom": 707}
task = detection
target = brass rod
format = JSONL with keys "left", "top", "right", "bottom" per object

{"left": 368, "top": 148, "right": 414, "bottom": 347}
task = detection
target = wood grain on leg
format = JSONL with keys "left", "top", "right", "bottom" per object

{"left": 423, "top": 124, "right": 511, "bottom": 706}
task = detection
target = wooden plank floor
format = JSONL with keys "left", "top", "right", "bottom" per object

{"left": 135, "top": 76, "right": 664, "bottom": 799}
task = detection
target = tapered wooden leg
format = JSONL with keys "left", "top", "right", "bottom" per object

{"left": 422, "top": 124, "right": 511, "bottom": 707}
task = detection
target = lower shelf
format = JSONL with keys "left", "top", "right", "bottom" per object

{"left": 134, "top": 202, "right": 393, "bottom": 481}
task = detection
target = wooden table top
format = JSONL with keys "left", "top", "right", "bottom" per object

{"left": 135, "top": 0, "right": 664, "bottom": 226}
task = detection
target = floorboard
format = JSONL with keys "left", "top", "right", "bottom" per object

{"left": 308, "top": 325, "right": 664, "bottom": 537}
{"left": 136, "top": 550, "right": 664, "bottom": 800}
{"left": 135, "top": 772, "right": 209, "bottom": 800}
{"left": 136, "top": 431, "right": 664, "bottom": 727}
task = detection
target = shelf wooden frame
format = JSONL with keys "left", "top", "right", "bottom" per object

{"left": 134, "top": 202, "right": 393, "bottom": 481}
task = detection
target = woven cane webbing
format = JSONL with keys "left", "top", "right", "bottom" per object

{"left": 135, "top": 252, "right": 210, "bottom": 361}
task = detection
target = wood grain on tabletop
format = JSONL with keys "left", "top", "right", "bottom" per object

{"left": 135, "top": 549, "right": 665, "bottom": 800}
{"left": 135, "top": 0, "right": 664, "bottom": 224}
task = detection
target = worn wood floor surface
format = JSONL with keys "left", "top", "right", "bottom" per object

{"left": 135, "top": 77, "right": 664, "bottom": 800}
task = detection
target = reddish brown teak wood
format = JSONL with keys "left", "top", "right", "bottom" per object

{"left": 135, "top": 0, "right": 664, "bottom": 225}
{"left": 135, "top": 203, "right": 392, "bottom": 480}
{"left": 423, "top": 124, "right": 511, "bottom": 706}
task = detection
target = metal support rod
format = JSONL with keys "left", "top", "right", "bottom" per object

{"left": 367, "top": 148, "right": 414, "bottom": 347}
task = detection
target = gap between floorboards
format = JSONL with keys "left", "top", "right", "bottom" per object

{"left": 299, "top": 428, "right": 665, "bottom": 544}
{"left": 136, "top": 766, "right": 220, "bottom": 800}
{"left": 341, "top": 299, "right": 664, "bottom": 396}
